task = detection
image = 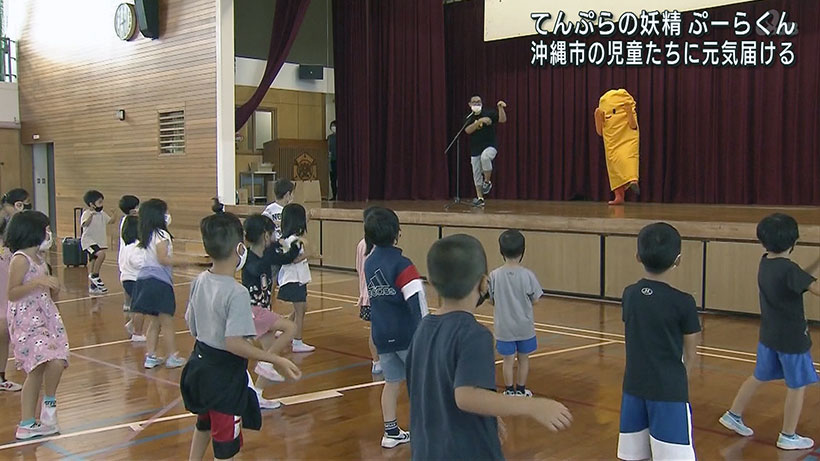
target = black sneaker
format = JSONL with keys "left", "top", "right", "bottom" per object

{"left": 472, "top": 198, "right": 485, "bottom": 207}
{"left": 482, "top": 181, "right": 493, "bottom": 195}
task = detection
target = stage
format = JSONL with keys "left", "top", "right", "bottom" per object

{"left": 229, "top": 200, "right": 820, "bottom": 320}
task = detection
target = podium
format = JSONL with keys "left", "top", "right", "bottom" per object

{"left": 263, "top": 139, "right": 329, "bottom": 199}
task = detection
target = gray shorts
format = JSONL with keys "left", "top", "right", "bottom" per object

{"left": 471, "top": 147, "right": 497, "bottom": 186}
{"left": 378, "top": 349, "right": 409, "bottom": 383}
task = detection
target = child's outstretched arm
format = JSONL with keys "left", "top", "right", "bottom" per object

{"left": 455, "top": 387, "right": 572, "bottom": 432}
{"left": 224, "top": 336, "right": 301, "bottom": 381}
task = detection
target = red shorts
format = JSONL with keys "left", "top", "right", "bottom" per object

{"left": 252, "top": 305, "right": 281, "bottom": 338}
{"left": 196, "top": 410, "right": 242, "bottom": 459}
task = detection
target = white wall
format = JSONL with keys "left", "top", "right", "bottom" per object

{"left": 235, "top": 58, "right": 335, "bottom": 94}
{"left": 0, "top": 83, "right": 20, "bottom": 126}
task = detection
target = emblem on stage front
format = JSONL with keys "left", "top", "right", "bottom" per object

{"left": 293, "top": 153, "right": 318, "bottom": 181}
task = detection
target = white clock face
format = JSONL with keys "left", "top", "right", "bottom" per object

{"left": 115, "top": 3, "right": 137, "bottom": 40}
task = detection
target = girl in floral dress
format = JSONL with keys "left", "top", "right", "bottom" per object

{"left": 6, "top": 211, "right": 68, "bottom": 440}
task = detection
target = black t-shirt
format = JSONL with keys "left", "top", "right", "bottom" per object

{"left": 241, "top": 243, "right": 300, "bottom": 308}
{"left": 468, "top": 109, "right": 499, "bottom": 157}
{"left": 622, "top": 279, "right": 701, "bottom": 402}
{"left": 407, "top": 311, "right": 504, "bottom": 461}
{"left": 758, "top": 255, "right": 816, "bottom": 354}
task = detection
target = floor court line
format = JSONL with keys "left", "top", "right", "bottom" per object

{"left": 0, "top": 379, "right": 389, "bottom": 451}
{"left": 69, "top": 352, "right": 179, "bottom": 387}
{"left": 126, "top": 396, "right": 183, "bottom": 439}
{"left": 494, "top": 341, "right": 619, "bottom": 365}
{"left": 55, "top": 280, "right": 193, "bottom": 305}
{"left": 325, "top": 288, "right": 820, "bottom": 367}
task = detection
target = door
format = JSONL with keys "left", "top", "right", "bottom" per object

{"left": 32, "top": 143, "right": 57, "bottom": 232}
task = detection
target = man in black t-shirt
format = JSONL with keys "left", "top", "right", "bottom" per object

{"left": 465, "top": 95, "right": 507, "bottom": 207}
{"left": 618, "top": 223, "right": 701, "bottom": 461}
{"left": 719, "top": 213, "right": 820, "bottom": 451}
{"left": 407, "top": 234, "right": 571, "bottom": 461}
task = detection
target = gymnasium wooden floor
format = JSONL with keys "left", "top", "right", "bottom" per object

{"left": 1, "top": 253, "right": 819, "bottom": 460}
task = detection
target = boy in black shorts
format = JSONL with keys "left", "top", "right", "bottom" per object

{"left": 81, "top": 190, "right": 111, "bottom": 295}
{"left": 719, "top": 213, "right": 820, "bottom": 450}
{"left": 182, "top": 212, "right": 301, "bottom": 460}
{"left": 407, "top": 234, "right": 571, "bottom": 460}
{"left": 618, "top": 223, "right": 701, "bottom": 461}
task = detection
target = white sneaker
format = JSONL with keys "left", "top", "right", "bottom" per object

{"left": 131, "top": 334, "right": 147, "bottom": 342}
{"left": 255, "top": 362, "right": 285, "bottom": 382}
{"left": 89, "top": 285, "right": 105, "bottom": 296}
{"left": 381, "top": 429, "right": 410, "bottom": 449}
{"left": 371, "top": 361, "right": 383, "bottom": 374}
{"left": 125, "top": 320, "right": 134, "bottom": 335}
{"left": 515, "top": 389, "right": 533, "bottom": 397}
{"left": 0, "top": 379, "right": 22, "bottom": 392}
{"left": 40, "top": 402, "right": 58, "bottom": 428}
{"left": 144, "top": 354, "right": 163, "bottom": 369}
{"left": 292, "top": 340, "right": 315, "bottom": 353}
{"left": 254, "top": 388, "right": 282, "bottom": 410}
{"left": 15, "top": 422, "right": 58, "bottom": 440}
{"left": 777, "top": 433, "right": 814, "bottom": 451}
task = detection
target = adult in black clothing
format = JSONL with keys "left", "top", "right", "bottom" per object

{"left": 464, "top": 96, "right": 507, "bottom": 207}
{"left": 327, "top": 120, "right": 338, "bottom": 201}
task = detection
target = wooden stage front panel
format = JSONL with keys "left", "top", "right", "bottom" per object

{"left": 230, "top": 200, "right": 820, "bottom": 319}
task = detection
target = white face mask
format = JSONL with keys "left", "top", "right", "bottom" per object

{"left": 235, "top": 242, "right": 248, "bottom": 272}
{"left": 165, "top": 213, "right": 172, "bottom": 226}
{"left": 40, "top": 230, "right": 53, "bottom": 252}
{"left": 471, "top": 104, "right": 482, "bottom": 114}
{"left": 330, "top": 126, "right": 336, "bottom": 134}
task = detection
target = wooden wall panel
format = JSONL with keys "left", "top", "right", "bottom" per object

{"left": 441, "top": 227, "right": 600, "bottom": 296}
{"left": 235, "top": 86, "right": 326, "bottom": 142}
{"left": 18, "top": 0, "right": 217, "bottom": 241}
{"left": 320, "top": 221, "right": 363, "bottom": 269}
{"left": 605, "top": 237, "right": 704, "bottom": 304}
{"left": 706, "top": 242, "right": 820, "bottom": 319}
{"left": 0, "top": 128, "right": 30, "bottom": 193}
{"left": 396, "top": 225, "right": 439, "bottom": 277}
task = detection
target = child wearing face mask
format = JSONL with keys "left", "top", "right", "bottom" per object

{"left": 241, "top": 214, "right": 302, "bottom": 409}
{"left": 182, "top": 212, "right": 301, "bottom": 461}
{"left": 488, "top": 230, "right": 542, "bottom": 398}
{"left": 407, "top": 235, "right": 571, "bottom": 461}
{"left": 131, "top": 199, "right": 185, "bottom": 369}
{"left": 0, "top": 188, "right": 31, "bottom": 394}
{"left": 81, "top": 190, "right": 111, "bottom": 295}
{"left": 5, "top": 211, "right": 69, "bottom": 440}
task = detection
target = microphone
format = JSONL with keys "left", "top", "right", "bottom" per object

{"left": 464, "top": 112, "right": 474, "bottom": 121}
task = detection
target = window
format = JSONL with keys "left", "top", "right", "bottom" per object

{"left": 159, "top": 110, "right": 185, "bottom": 155}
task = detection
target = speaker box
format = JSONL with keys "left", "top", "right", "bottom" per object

{"left": 136, "top": 0, "right": 160, "bottom": 39}
{"left": 298, "top": 65, "right": 324, "bottom": 80}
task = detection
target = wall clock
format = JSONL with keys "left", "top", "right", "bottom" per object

{"left": 114, "top": 3, "right": 138, "bottom": 41}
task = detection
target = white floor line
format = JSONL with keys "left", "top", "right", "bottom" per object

{"left": 494, "top": 341, "right": 619, "bottom": 365}
{"left": 0, "top": 379, "right": 386, "bottom": 451}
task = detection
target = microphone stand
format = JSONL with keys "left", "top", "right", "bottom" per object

{"left": 444, "top": 114, "right": 475, "bottom": 210}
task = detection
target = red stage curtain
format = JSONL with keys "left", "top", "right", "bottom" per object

{"left": 332, "top": 0, "right": 448, "bottom": 201}
{"left": 235, "top": 0, "right": 311, "bottom": 132}
{"left": 445, "top": 0, "right": 820, "bottom": 205}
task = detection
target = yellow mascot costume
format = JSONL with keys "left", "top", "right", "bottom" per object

{"left": 594, "top": 89, "right": 640, "bottom": 205}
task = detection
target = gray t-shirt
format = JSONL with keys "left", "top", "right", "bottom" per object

{"left": 185, "top": 270, "right": 257, "bottom": 351}
{"left": 489, "top": 265, "right": 542, "bottom": 341}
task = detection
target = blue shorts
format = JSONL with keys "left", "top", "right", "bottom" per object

{"left": 753, "top": 343, "right": 819, "bottom": 389}
{"left": 496, "top": 337, "right": 537, "bottom": 356}
{"left": 378, "top": 349, "right": 408, "bottom": 383}
{"left": 618, "top": 393, "right": 695, "bottom": 461}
